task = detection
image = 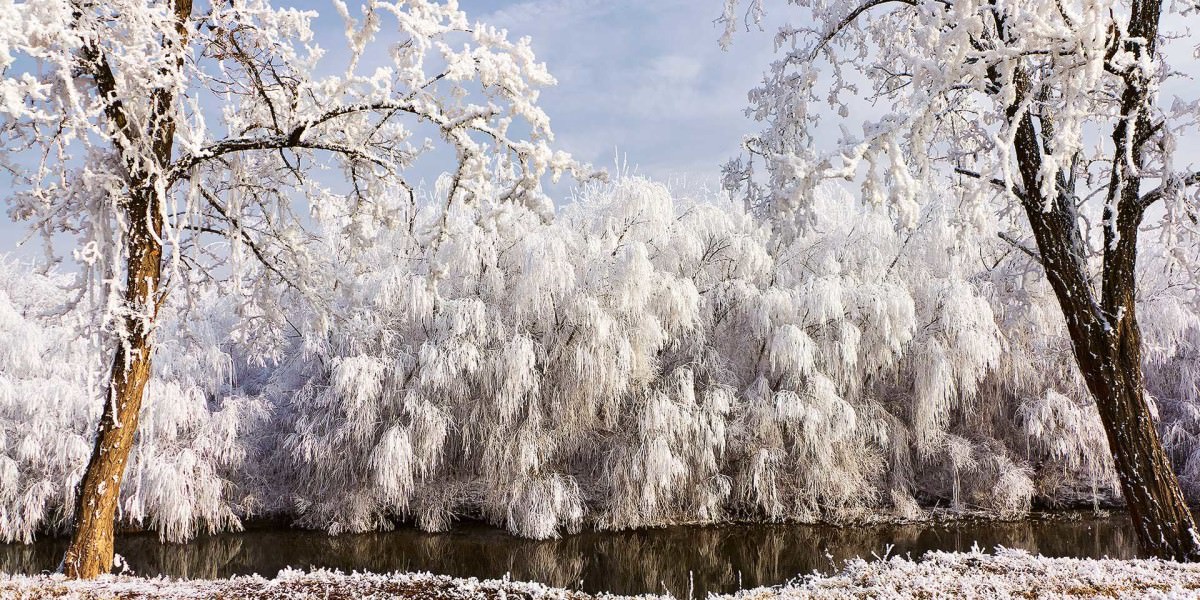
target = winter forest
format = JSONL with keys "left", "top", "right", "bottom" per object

{"left": 10, "top": 173, "right": 1200, "bottom": 539}
{"left": 3, "top": 0, "right": 1200, "bottom": 592}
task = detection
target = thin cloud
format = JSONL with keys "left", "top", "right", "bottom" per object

{"left": 460, "top": 0, "right": 783, "bottom": 184}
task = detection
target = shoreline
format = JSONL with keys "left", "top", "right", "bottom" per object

{"left": 3, "top": 549, "right": 1200, "bottom": 599}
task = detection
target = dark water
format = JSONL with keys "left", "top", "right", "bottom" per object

{"left": 0, "top": 513, "right": 1138, "bottom": 596}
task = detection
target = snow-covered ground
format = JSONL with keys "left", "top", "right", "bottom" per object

{"left": 3, "top": 549, "right": 1199, "bottom": 599}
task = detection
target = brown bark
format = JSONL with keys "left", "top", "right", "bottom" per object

{"left": 1082, "top": 311, "right": 1200, "bottom": 561}
{"left": 61, "top": 0, "right": 192, "bottom": 578}
{"left": 61, "top": 199, "right": 163, "bottom": 578}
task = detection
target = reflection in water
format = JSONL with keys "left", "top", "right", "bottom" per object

{"left": 0, "top": 513, "right": 1137, "bottom": 596}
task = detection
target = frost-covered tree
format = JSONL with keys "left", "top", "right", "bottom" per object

{"left": 172, "top": 176, "right": 1156, "bottom": 535}
{"left": 2, "top": 175, "right": 1197, "bottom": 546}
{"left": 0, "top": 0, "right": 579, "bottom": 578}
{"left": 719, "top": 0, "right": 1200, "bottom": 559}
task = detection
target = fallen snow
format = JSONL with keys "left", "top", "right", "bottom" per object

{"left": 2, "top": 548, "right": 1200, "bottom": 599}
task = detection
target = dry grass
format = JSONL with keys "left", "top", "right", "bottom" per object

{"left": 4, "top": 549, "right": 1200, "bottom": 599}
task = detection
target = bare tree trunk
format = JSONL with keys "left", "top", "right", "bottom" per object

{"left": 1015, "top": 148, "right": 1200, "bottom": 563}
{"left": 62, "top": 195, "right": 163, "bottom": 578}
{"left": 1074, "top": 296, "right": 1200, "bottom": 560}
{"left": 1020, "top": 202, "right": 1200, "bottom": 559}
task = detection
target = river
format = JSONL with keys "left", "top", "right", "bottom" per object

{"left": 0, "top": 512, "right": 1138, "bottom": 596}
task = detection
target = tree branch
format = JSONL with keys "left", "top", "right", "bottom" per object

{"left": 168, "top": 101, "right": 421, "bottom": 182}
{"left": 997, "top": 232, "right": 1043, "bottom": 265}
{"left": 195, "top": 188, "right": 302, "bottom": 292}
{"left": 1138, "top": 171, "right": 1200, "bottom": 210}
{"left": 809, "top": 0, "right": 917, "bottom": 60}
{"left": 954, "top": 167, "right": 1026, "bottom": 200}
{"left": 71, "top": 1, "right": 142, "bottom": 160}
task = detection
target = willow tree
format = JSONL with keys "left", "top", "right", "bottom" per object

{"left": 0, "top": 0, "right": 580, "bottom": 578}
{"left": 720, "top": 0, "right": 1200, "bottom": 559}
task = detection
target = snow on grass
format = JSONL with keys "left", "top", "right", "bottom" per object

{"left": 3, "top": 549, "right": 1200, "bottom": 599}
{"left": 0, "top": 568, "right": 588, "bottom": 600}
{"left": 778, "top": 548, "right": 1200, "bottom": 599}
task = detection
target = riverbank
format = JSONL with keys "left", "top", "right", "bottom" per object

{"left": 3, "top": 549, "right": 1199, "bottom": 599}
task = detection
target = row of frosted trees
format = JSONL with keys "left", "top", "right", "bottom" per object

{"left": 3, "top": 176, "right": 1198, "bottom": 543}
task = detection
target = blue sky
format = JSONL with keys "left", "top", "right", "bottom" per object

{"left": 458, "top": 0, "right": 780, "bottom": 183}
{"left": 0, "top": 0, "right": 780, "bottom": 260}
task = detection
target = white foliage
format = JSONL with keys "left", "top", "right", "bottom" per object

{"left": 0, "top": 263, "right": 264, "bottom": 543}
{"left": 2, "top": 174, "right": 1198, "bottom": 542}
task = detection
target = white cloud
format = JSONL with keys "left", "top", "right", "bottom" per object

{"left": 473, "top": 0, "right": 611, "bottom": 29}
{"left": 459, "top": 0, "right": 784, "bottom": 182}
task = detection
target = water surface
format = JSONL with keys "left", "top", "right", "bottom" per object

{"left": 0, "top": 513, "right": 1138, "bottom": 596}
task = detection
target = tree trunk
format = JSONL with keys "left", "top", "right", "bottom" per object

{"left": 1019, "top": 186, "right": 1200, "bottom": 562}
{"left": 60, "top": 0, "right": 189, "bottom": 577}
{"left": 1075, "top": 307, "right": 1200, "bottom": 561}
{"left": 1018, "top": 188, "right": 1200, "bottom": 559}
{"left": 61, "top": 199, "right": 163, "bottom": 579}
{"left": 1018, "top": 204, "right": 1200, "bottom": 561}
